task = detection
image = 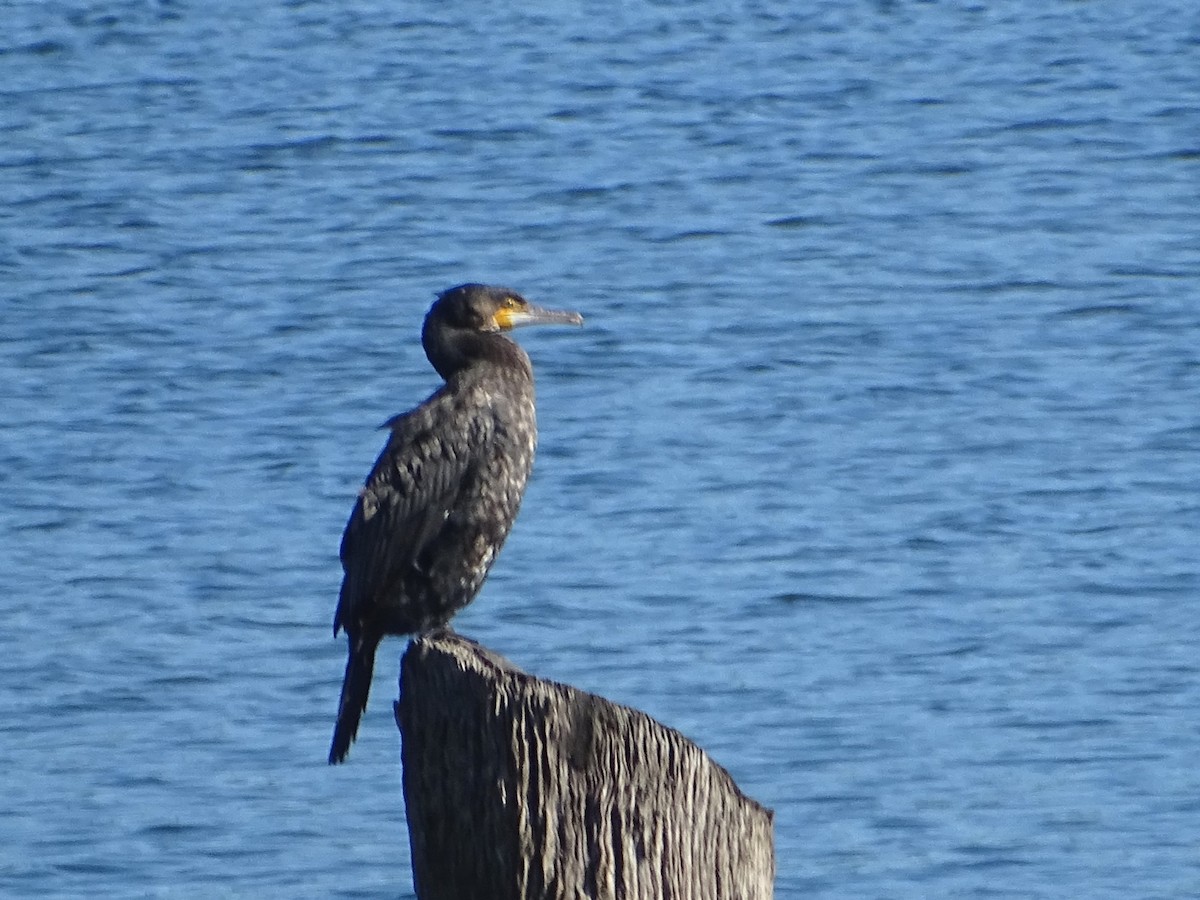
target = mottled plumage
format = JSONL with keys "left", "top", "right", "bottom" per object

{"left": 329, "top": 283, "right": 582, "bottom": 764}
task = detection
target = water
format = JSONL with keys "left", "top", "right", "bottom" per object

{"left": 3, "top": 1, "right": 1198, "bottom": 896}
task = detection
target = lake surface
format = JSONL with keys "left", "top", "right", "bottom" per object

{"left": 2, "top": 1, "right": 1198, "bottom": 897}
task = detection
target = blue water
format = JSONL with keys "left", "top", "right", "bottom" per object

{"left": 3, "top": 2, "right": 1199, "bottom": 897}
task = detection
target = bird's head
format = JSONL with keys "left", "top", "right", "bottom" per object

{"left": 423, "top": 283, "right": 583, "bottom": 378}
{"left": 433, "top": 283, "right": 583, "bottom": 333}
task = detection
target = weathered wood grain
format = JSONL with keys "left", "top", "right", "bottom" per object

{"left": 396, "top": 632, "right": 774, "bottom": 900}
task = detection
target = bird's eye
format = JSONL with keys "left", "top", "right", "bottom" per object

{"left": 504, "top": 296, "right": 522, "bottom": 309}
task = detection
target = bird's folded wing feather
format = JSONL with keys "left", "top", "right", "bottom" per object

{"left": 333, "top": 394, "right": 491, "bottom": 634}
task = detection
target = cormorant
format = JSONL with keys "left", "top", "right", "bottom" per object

{"left": 329, "top": 283, "right": 583, "bottom": 764}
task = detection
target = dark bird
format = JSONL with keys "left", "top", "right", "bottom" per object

{"left": 329, "top": 283, "right": 583, "bottom": 764}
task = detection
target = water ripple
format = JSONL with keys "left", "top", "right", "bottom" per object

{"left": 2, "top": 1, "right": 1199, "bottom": 897}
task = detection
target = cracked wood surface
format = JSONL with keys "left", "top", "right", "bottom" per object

{"left": 396, "top": 632, "right": 774, "bottom": 900}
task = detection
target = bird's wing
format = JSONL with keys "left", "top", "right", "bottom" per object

{"left": 333, "top": 392, "right": 491, "bottom": 635}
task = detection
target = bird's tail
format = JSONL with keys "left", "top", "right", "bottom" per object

{"left": 329, "top": 630, "right": 379, "bottom": 764}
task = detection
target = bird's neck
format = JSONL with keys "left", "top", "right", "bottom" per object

{"left": 423, "top": 327, "right": 532, "bottom": 383}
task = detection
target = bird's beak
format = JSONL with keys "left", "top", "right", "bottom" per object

{"left": 495, "top": 305, "right": 584, "bottom": 331}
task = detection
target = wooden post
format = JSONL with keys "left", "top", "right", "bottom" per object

{"left": 395, "top": 632, "right": 775, "bottom": 900}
